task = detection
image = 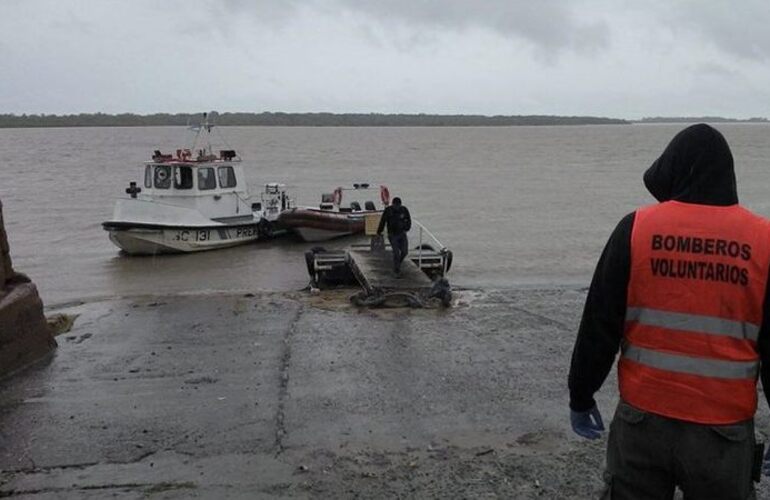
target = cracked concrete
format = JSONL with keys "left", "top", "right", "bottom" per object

{"left": 1, "top": 289, "right": 769, "bottom": 498}
{"left": 275, "top": 306, "right": 303, "bottom": 455}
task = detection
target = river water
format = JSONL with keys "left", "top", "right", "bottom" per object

{"left": 2, "top": 124, "right": 770, "bottom": 305}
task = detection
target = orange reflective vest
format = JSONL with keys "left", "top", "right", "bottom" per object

{"left": 620, "top": 200, "right": 770, "bottom": 424}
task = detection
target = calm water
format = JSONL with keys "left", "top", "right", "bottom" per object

{"left": 2, "top": 124, "right": 770, "bottom": 305}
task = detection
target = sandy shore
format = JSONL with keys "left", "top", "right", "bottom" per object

{"left": 1, "top": 288, "right": 769, "bottom": 499}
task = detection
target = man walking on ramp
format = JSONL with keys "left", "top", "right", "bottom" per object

{"left": 568, "top": 124, "right": 770, "bottom": 499}
{"left": 377, "top": 197, "right": 411, "bottom": 276}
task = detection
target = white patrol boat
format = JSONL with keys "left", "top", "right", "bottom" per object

{"left": 103, "top": 116, "right": 293, "bottom": 255}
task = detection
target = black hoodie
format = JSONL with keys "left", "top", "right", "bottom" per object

{"left": 568, "top": 124, "right": 770, "bottom": 413}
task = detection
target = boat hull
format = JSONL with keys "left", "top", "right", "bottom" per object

{"left": 278, "top": 208, "right": 376, "bottom": 242}
{"left": 292, "top": 226, "right": 354, "bottom": 242}
{"left": 103, "top": 222, "right": 261, "bottom": 255}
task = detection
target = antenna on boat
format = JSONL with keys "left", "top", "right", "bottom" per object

{"left": 202, "top": 112, "right": 213, "bottom": 133}
{"left": 185, "top": 111, "right": 239, "bottom": 161}
{"left": 211, "top": 113, "right": 239, "bottom": 160}
{"left": 188, "top": 112, "right": 216, "bottom": 156}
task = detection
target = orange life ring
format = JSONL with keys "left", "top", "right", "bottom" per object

{"left": 380, "top": 185, "right": 390, "bottom": 205}
{"left": 333, "top": 187, "right": 343, "bottom": 205}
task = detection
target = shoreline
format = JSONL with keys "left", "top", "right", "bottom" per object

{"left": 40, "top": 284, "right": 591, "bottom": 312}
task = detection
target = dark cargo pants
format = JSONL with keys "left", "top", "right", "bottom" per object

{"left": 388, "top": 232, "right": 408, "bottom": 273}
{"left": 602, "top": 401, "right": 758, "bottom": 500}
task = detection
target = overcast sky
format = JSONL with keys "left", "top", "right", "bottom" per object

{"left": 3, "top": 0, "right": 770, "bottom": 118}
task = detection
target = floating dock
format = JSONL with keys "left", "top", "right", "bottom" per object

{"left": 304, "top": 218, "right": 453, "bottom": 306}
{"left": 306, "top": 242, "right": 449, "bottom": 288}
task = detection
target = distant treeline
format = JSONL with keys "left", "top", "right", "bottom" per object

{"left": 639, "top": 116, "right": 769, "bottom": 123}
{"left": 0, "top": 112, "right": 629, "bottom": 128}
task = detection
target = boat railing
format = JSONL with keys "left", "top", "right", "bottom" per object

{"left": 412, "top": 218, "right": 450, "bottom": 276}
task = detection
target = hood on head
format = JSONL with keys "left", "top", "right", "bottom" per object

{"left": 643, "top": 124, "right": 737, "bottom": 206}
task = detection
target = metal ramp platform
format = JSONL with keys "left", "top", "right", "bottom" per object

{"left": 304, "top": 218, "right": 453, "bottom": 306}
{"left": 347, "top": 248, "right": 433, "bottom": 295}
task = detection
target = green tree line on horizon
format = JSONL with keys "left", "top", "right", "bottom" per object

{"left": 0, "top": 112, "right": 631, "bottom": 128}
{"left": 3, "top": 112, "right": 764, "bottom": 128}
{"left": 639, "top": 116, "right": 768, "bottom": 123}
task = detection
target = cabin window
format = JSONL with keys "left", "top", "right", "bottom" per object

{"left": 154, "top": 165, "right": 171, "bottom": 189}
{"left": 144, "top": 166, "right": 152, "bottom": 188}
{"left": 218, "top": 166, "right": 237, "bottom": 188}
{"left": 174, "top": 166, "right": 193, "bottom": 189}
{"left": 198, "top": 167, "right": 216, "bottom": 190}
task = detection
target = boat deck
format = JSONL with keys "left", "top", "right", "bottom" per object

{"left": 347, "top": 247, "right": 433, "bottom": 294}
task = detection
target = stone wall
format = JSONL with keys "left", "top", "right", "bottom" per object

{"left": 0, "top": 199, "right": 56, "bottom": 377}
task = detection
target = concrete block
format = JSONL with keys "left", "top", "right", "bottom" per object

{"left": 0, "top": 198, "right": 55, "bottom": 377}
{"left": 0, "top": 200, "right": 7, "bottom": 253}
{"left": 0, "top": 281, "right": 56, "bottom": 378}
{"left": 0, "top": 228, "right": 7, "bottom": 253}
{"left": 1, "top": 251, "right": 12, "bottom": 283}
{"left": 0, "top": 200, "right": 11, "bottom": 284}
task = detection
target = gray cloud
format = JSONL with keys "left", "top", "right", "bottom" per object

{"left": 220, "top": 0, "right": 304, "bottom": 23}
{"left": 694, "top": 61, "right": 738, "bottom": 79}
{"left": 218, "top": 0, "right": 770, "bottom": 62}
{"left": 220, "top": 0, "right": 610, "bottom": 56}
{"left": 693, "top": 11, "right": 770, "bottom": 61}
{"left": 654, "top": 1, "right": 770, "bottom": 61}
{"left": 339, "top": 1, "right": 609, "bottom": 54}
{"left": 2, "top": 0, "right": 770, "bottom": 117}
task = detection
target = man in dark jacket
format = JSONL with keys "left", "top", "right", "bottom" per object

{"left": 377, "top": 197, "right": 412, "bottom": 275}
{"left": 568, "top": 124, "right": 770, "bottom": 499}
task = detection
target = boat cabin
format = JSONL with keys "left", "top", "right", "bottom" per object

{"left": 118, "top": 149, "right": 255, "bottom": 223}
{"left": 139, "top": 149, "right": 246, "bottom": 197}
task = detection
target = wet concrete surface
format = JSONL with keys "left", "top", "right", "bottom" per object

{"left": 1, "top": 288, "right": 769, "bottom": 498}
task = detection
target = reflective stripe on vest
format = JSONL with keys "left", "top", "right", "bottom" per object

{"left": 622, "top": 342, "right": 759, "bottom": 380}
{"left": 620, "top": 201, "right": 770, "bottom": 424}
{"left": 626, "top": 307, "right": 760, "bottom": 342}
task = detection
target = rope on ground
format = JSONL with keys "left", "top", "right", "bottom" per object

{"left": 350, "top": 278, "right": 453, "bottom": 309}
{"left": 350, "top": 290, "right": 428, "bottom": 308}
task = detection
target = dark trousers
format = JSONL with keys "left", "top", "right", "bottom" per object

{"left": 602, "top": 400, "right": 757, "bottom": 500}
{"left": 388, "top": 232, "right": 408, "bottom": 272}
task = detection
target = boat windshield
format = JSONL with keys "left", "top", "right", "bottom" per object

{"left": 218, "top": 166, "right": 237, "bottom": 188}
{"left": 154, "top": 165, "right": 171, "bottom": 189}
{"left": 198, "top": 167, "right": 216, "bottom": 190}
{"left": 174, "top": 166, "right": 193, "bottom": 189}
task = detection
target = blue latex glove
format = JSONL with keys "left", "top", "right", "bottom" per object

{"left": 763, "top": 447, "right": 770, "bottom": 477}
{"left": 570, "top": 404, "right": 605, "bottom": 440}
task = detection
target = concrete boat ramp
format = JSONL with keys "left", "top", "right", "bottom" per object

{"left": 2, "top": 290, "right": 770, "bottom": 498}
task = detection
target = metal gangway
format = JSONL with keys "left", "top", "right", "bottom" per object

{"left": 306, "top": 217, "right": 453, "bottom": 305}
{"left": 346, "top": 218, "right": 450, "bottom": 294}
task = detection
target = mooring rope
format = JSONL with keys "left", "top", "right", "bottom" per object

{"left": 349, "top": 278, "right": 452, "bottom": 309}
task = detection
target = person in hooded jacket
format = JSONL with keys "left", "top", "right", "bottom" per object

{"left": 377, "top": 197, "right": 412, "bottom": 276}
{"left": 567, "top": 124, "right": 770, "bottom": 499}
